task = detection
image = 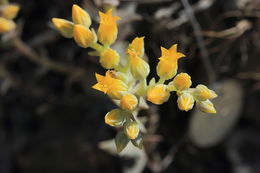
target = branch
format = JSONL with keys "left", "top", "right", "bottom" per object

{"left": 180, "top": 0, "right": 216, "bottom": 84}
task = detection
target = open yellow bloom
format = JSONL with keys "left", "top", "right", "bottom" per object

{"left": 1, "top": 4, "right": 20, "bottom": 19}
{"left": 105, "top": 109, "right": 125, "bottom": 127}
{"left": 73, "top": 24, "right": 96, "bottom": 48}
{"left": 197, "top": 100, "right": 216, "bottom": 114}
{"left": 0, "top": 17, "right": 15, "bottom": 33}
{"left": 128, "top": 37, "right": 145, "bottom": 57}
{"left": 172, "top": 73, "right": 192, "bottom": 91}
{"left": 52, "top": 18, "right": 74, "bottom": 38}
{"left": 156, "top": 44, "right": 185, "bottom": 80}
{"left": 128, "top": 49, "right": 150, "bottom": 80}
{"left": 194, "top": 84, "right": 217, "bottom": 101}
{"left": 124, "top": 121, "right": 139, "bottom": 140}
{"left": 100, "top": 48, "right": 120, "bottom": 69}
{"left": 72, "top": 4, "right": 91, "bottom": 28}
{"left": 147, "top": 84, "right": 170, "bottom": 105}
{"left": 98, "top": 9, "right": 120, "bottom": 46}
{"left": 120, "top": 93, "right": 138, "bottom": 111}
{"left": 177, "top": 93, "right": 194, "bottom": 111}
{"left": 92, "top": 71, "right": 128, "bottom": 99}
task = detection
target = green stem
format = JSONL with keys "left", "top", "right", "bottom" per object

{"left": 137, "top": 78, "right": 147, "bottom": 97}
{"left": 141, "top": 78, "right": 147, "bottom": 91}
{"left": 120, "top": 56, "right": 130, "bottom": 73}
{"left": 114, "top": 64, "right": 124, "bottom": 72}
{"left": 125, "top": 112, "right": 132, "bottom": 122}
{"left": 90, "top": 42, "right": 104, "bottom": 52}
{"left": 158, "top": 77, "right": 165, "bottom": 84}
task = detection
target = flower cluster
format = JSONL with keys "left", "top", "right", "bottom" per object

{"left": 0, "top": 0, "right": 19, "bottom": 34}
{"left": 52, "top": 5, "right": 217, "bottom": 152}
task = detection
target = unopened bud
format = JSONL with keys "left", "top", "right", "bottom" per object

{"left": 124, "top": 121, "right": 139, "bottom": 140}
{"left": 147, "top": 84, "right": 170, "bottom": 105}
{"left": 194, "top": 84, "right": 217, "bottom": 101}
{"left": 0, "top": 17, "right": 15, "bottom": 33}
{"left": 52, "top": 18, "right": 74, "bottom": 38}
{"left": 177, "top": 93, "right": 194, "bottom": 111}
{"left": 72, "top": 4, "right": 91, "bottom": 28}
{"left": 0, "top": 4, "right": 20, "bottom": 19}
{"left": 120, "top": 93, "right": 138, "bottom": 111}
{"left": 100, "top": 48, "right": 120, "bottom": 69}
{"left": 104, "top": 109, "right": 125, "bottom": 127}
{"left": 73, "top": 24, "right": 96, "bottom": 48}
{"left": 172, "top": 73, "right": 192, "bottom": 91}
{"left": 197, "top": 100, "right": 216, "bottom": 114}
{"left": 128, "top": 49, "right": 150, "bottom": 80}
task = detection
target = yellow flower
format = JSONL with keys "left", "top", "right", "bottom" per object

{"left": 147, "top": 84, "right": 170, "bottom": 105}
{"left": 72, "top": 4, "right": 91, "bottom": 28}
{"left": 124, "top": 121, "right": 139, "bottom": 140}
{"left": 156, "top": 44, "right": 185, "bottom": 80}
{"left": 120, "top": 93, "right": 138, "bottom": 111}
{"left": 0, "top": 17, "right": 15, "bottom": 33}
{"left": 172, "top": 73, "right": 192, "bottom": 91}
{"left": 98, "top": 9, "right": 120, "bottom": 46}
{"left": 128, "top": 37, "right": 145, "bottom": 57}
{"left": 194, "top": 84, "right": 217, "bottom": 101}
{"left": 197, "top": 100, "right": 216, "bottom": 114}
{"left": 105, "top": 109, "right": 125, "bottom": 127}
{"left": 1, "top": 4, "right": 20, "bottom": 20}
{"left": 52, "top": 18, "right": 74, "bottom": 38}
{"left": 127, "top": 49, "right": 150, "bottom": 80}
{"left": 92, "top": 71, "right": 128, "bottom": 99}
{"left": 100, "top": 48, "right": 120, "bottom": 69}
{"left": 177, "top": 93, "right": 194, "bottom": 111}
{"left": 73, "top": 24, "right": 96, "bottom": 48}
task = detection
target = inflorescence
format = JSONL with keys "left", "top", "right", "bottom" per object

{"left": 52, "top": 5, "right": 217, "bottom": 152}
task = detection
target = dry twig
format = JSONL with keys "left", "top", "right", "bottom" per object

{"left": 181, "top": 0, "right": 216, "bottom": 84}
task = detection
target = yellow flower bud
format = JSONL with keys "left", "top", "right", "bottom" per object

{"left": 100, "top": 48, "right": 120, "bottom": 69}
{"left": 124, "top": 121, "right": 139, "bottom": 140}
{"left": 194, "top": 84, "right": 217, "bottom": 101}
{"left": 0, "top": 4, "right": 20, "bottom": 20}
{"left": 98, "top": 9, "right": 120, "bottom": 46}
{"left": 73, "top": 24, "right": 96, "bottom": 48}
{"left": 128, "top": 37, "right": 145, "bottom": 57}
{"left": 127, "top": 49, "right": 150, "bottom": 80}
{"left": 72, "top": 4, "right": 91, "bottom": 28}
{"left": 197, "top": 100, "right": 216, "bottom": 114}
{"left": 156, "top": 45, "right": 185, "bottom": 80}
{"left": 92, "top": 71, "right": 128, "bottom": 100}
{"left": 172, "top": 73, "right": 192, "bottom": 91}
{"left": 0, "top": 17, "right": 15, "bottom": 33}
{"left": 105, "top": 109, "right": 125, "bottom": 127}
{"left": 52, "top": 18, "right": 74, "bottom": 38}
{"left": 120, "top": 93, "right": 138, "bottom": 111}
{"left": 177, "top": 93, "right": 194, "bottom": 111}
{"left": 147, "top": 84, "right": 170, "bottom": 105}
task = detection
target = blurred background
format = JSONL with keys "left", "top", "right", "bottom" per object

{"left": 0, "top": 0, "right": 260, "bottom": 172}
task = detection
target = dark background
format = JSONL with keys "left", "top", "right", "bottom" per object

{"left": 0, "top": 0, "right": 260, "bottom": 172}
